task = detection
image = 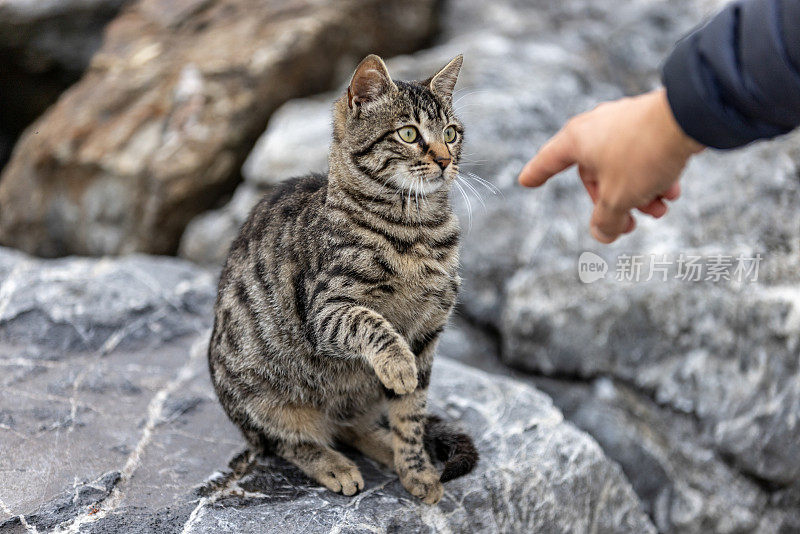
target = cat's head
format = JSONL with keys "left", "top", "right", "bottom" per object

{"left": 332, "top": 54, "right": 464, "bottom": 196}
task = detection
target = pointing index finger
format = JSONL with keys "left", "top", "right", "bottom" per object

{"left": 518, "top": 128, "right": 578, "bottom": 187}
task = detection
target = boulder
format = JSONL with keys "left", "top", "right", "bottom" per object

{"left": 0, "top": 0, "right": 439, "bottom": 257}
{"left": 502, "top": 251, "right": 800, "bottom": 485}
{"left": 177, "top": 183, "right": 266, "bottom": 266}
{"left": 0, "top": 248, "right": 654, "bottom": 533}
{"left": 533, "top": 377, "right": 800, "bottom": 534}
{"left": 179, "top": 95, "right": 331, "bottom": 264}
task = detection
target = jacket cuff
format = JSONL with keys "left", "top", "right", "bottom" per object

{"left": 662, "top": 35, "right": 753, "bottom": 149}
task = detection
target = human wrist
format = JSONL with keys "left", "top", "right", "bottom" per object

{"left": 652, "top": 88, "right": 705, "bottom": 158}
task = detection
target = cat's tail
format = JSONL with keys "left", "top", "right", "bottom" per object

{"left": 423, "top": 414, "right": 479, "bottom": 482}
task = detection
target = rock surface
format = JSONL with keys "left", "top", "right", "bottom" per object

{"left": 0, "top": 247, "right": 654, "bottom": 533}
{"left": 178, "top": 0, "right": 800, "bottom": 531}
{"left": 533, "top": 377, "right": 800, "bottom": 534}
{"left": 0, "top": 0, "right": 438, "bottom": 257}
{"left": 0, "top": 0, "right": 126, "bottom": 72}
{"left": 0, "top": 0, "right": 127, "bottom": 169}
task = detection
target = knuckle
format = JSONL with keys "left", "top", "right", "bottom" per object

{"left": 563, "top": 117, "right": 582, "bottom": 136}
{"left": 598, "top": 196, "right": 625, "bottom": 214}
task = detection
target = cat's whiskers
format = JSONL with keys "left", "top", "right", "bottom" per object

{"left": 468, "top": 171, "right": 502, "bottom": 195}
{"left": 459, "top": 160, "right": 487, "bottom": 167}
{"left": 456, "top": 174, "right": 486, "bottom": 209}
{"left": 413, "top": 180, "right": 424, "bottom": 223}
{"left": 453, "top": 178, "right": 472, "bottom": 231}
{"left": 458, "top": 171, "right": 502, "bottom": 197}
{"left": 407, "top": 180, "right": 413, "bottom": 219}
{"left": 415, "top": 178, "right": 424, "bottom": 222}
{"left": 402, "top": 176, "right": 421, "bottom": 222}
{"left": 452, "top": 88, "right": 489, "bottom": 107}
{"left": 452, "top": 104, "right": 482, "bottom": 115}
{"left": 390, "top": 176, "right": 405, "bottom": 205}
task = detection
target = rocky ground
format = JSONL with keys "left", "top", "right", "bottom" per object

{"left": 0, "top": 249, "right": 654, "bottom": 533}
{"left": 3, "top": 0, "right": 800, "bottom": 532}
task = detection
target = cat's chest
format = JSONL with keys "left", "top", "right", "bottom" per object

{"left": 369, "top": 247, "right": 459, "bottom": 332}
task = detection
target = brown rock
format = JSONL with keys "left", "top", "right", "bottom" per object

{"left": 0, "top": 0, "right": 438, "bottom": 256}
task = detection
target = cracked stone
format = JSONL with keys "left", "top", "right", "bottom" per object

{"left": 0, "top": 248, "right": 653, "bottom": 533}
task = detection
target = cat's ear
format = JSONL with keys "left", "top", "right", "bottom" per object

{"left": 428, "top": 54, "right": 463, "bottom": 101}
{"left": 347, "top": 54, "right": 396, "bottom": 109}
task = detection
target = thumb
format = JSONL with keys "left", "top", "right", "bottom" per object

{"left": 518, "top": 128, "right": 577, "bottom": 187}
{"left": 590, "top": 200, "right": 631, "bottom": 244}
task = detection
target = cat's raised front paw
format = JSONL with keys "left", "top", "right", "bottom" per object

{"left": 374, "top": 345, "right": 418, "bottom": 395}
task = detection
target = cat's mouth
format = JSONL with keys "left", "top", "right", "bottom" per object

{"left": 423, "top": 173, "right": 447, "bottom": 187}
{"left": 395, "top": 167, "right": 453, "bottom": 195}
{"left": 426, "top": 167, "right": 450, "bottom": 181}
{"left": 412, "top": 172, "right": 451, "bottom": 195}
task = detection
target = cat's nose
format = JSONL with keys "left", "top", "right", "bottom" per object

{"left": 433, "top": 155, "right": 451, "bottom": 169}
{"left": 428, "top": 143, "right": 451, "bottom": 170}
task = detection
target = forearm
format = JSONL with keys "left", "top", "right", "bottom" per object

{"left": 313, "top": 300, "right": 418, "bottom": 394}
{"left": 313, "top": 300, "right": 403, "bottom": 360}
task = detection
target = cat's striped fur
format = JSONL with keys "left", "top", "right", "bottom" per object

{"left": 208, "top": 54, "right": 477, "bottom": 504}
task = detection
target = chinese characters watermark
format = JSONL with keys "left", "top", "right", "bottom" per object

{"left": 578, "top": 252, "right": 762, "bottom": 284}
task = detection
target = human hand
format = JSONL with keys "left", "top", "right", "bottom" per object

{"left": 518, "top": 88, "right": 704, "bottom": 243}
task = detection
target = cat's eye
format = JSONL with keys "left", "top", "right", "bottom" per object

{"left": 443, "top": 125, "right": 457, "bottom": 143}
{"left": 398, "top": 126, "right": 418, "bottom": 143}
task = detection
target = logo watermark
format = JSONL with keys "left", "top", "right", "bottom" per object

{"left": 578, "top": 252, "right": 762, "bottom": 284}
{"left": 578, "top": 251, "right": 608, "bottom": 283}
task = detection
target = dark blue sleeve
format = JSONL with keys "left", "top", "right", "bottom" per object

{"left": 662, "top": 0, "right": 800, "bottom": 149}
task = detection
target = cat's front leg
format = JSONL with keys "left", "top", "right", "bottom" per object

{"left": 387, "top": 334, "right": 442, "bottom": 504}
{"left": 387, "top": 386, "right": 443, "bottom": 504}
{"left": 313, "top": 302, "right": 417, "bottom": 394}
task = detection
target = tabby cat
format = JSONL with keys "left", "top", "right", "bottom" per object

{"left": 208, "top": 54, "right": 477, "bottom": 504}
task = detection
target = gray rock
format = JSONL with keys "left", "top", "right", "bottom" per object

{"left": 501, "top": 263, "right": 800, "bottom": 486}
{"left": 533, "top": 377, "right": 800, "bottom": 534}
{"left": 181, "top": 97, "right": 334, "bottom": 264}
{"left": 0, "top": 471, "right": 121, "bottom": 533}
{"left": 0, "top": 249, "right": 215, "bottom": 352}
{"left": 180, "top": 97, "right": 332, "bottom": 264}
{"left": 0, "top": 248, "right": 654, "bottom": 533}
{"left": 241, "top": 97, "right": 332, "bottom": 188}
